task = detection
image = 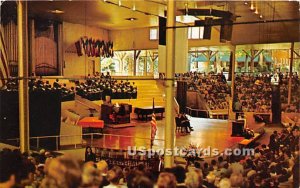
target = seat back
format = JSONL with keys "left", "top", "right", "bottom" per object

{"left": 175, "top": 117, "right": 181, "bottom": 127}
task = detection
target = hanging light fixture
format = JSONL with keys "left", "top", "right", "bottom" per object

{"left": 118, "top": 0, "right": 121, "bottom": 6}
{"left": 254, "top": 1, "right": 259, "bottom": 14}
{"left": 176, "top": 2, "right": 199, "bottom": 23}
{"left": 250, "top": 0, "right": 254, "bottom": 10}
{"left": 132, "top": 3, "right": 136, "bottom": 11}
{"left": 185, "top": 3, "right": 188, "bottom": 15}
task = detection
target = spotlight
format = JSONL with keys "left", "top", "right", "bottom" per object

{"left": 48, "top": 9, "right": 64, "bottom": 14}
{"left": 118, "top": 0, "right": 121, "bottom": 6}
{"left": 259, "top": 14, "right": 263, "bottom": 19}
{"left": 125, "top": 17, "right": 137, "bottom": 21}
{"left": 244, "top": 1, "right": 248, "bottom": 5}
{"left": 255, "top": 9, "right": 259, "bottom": 14}
{"left": 132, "top": 4, "right": 136, "bottom": 11}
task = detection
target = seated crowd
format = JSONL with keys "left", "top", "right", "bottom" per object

{"left": 0, "top": 77, "right": 75, "bottom": 102}
{"left": 234, "top": 73, "right": 272, "bottom": 113}
{"left": 0, "top": 124, "right": 299, "bottom": 188}
{"left": 75, "top": 73, "right": 137, "bottom": 101}
{"left": 2, "top": 124, "right": 298, "bottom": 188}
{"left": 176, "top": 72, "right": 230, "bottom": 110}
{"left": 0, "top": 72, "right": 138, "bottom": 102}
{"left": 279, "top": 72, "right": 300, "bottom": 113}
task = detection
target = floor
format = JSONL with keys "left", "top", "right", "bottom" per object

{"left": 85, "top": 116, "right": 266, "bottom": 154}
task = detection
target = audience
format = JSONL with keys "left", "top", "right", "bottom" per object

{"left": 41, "top": 155, "right": 82, "bottom": 188}
{"left": 176, "top": 72, "right": 230, "bottom": 110}
{"left": 1, "top": 77, "right": 75, "bottom": 102}
{"left": 176, "top": 71, "right": 298, "bottom": 114}
{"left": 104, "top": 165, "right": 123, "bottom": 188}
{"left": 0, "top": 124, "right": 299, "bottom": 188}
{"left": 280, "top": 72, "right": 300, "bottom": 112}
{"left": 75, "top": 74, "right": 137, "bottom": 101}
{"left": 1, "top": 73, "right": 138, "bottom": 102}
{"left": 234, "top": 72, "right": 300, "bottom": 113}
{"left": 157, "top": 172, "right": 177, "bottom": 188}
{"left": 0, "top": 72, "right": 299, "bottom": 188}
{"left": 185, "top": 168, "right": 204, "bottom": 188}
{"left": 234, "top": 73, "right": 272, "bottom": 113}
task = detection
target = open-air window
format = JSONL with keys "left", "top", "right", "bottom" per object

{"left": 188, "top": 27, "right": 204, "bottom": 39}
{"left": 149, "top": 28, "right": 158, "bottom": 40}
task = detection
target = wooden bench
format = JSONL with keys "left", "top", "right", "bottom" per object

{"left": 239, "top": 128, "right": 265, "bottom": 147}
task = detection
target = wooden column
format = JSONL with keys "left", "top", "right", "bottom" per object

{"left": 164, "top": 0, "right": 176, "bottom": 168}
{"left": 58, "top": 23, "right": 64, "bottom": 76}
{"left": 133, "top": 50, "right": 141, "bottom": 76}
{"left": 18, "top": 0, "right": 30, "bottom": 153}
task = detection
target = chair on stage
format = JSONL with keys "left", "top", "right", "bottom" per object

{"left": 175, "top": 117, "right": 185, "bottom": 133}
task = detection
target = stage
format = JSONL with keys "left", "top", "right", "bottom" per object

{"left": 86, "top": 116, "right": 265, "bottom": 154}
{"left": 61, "top": 100, "right": 266, "bottom": 155}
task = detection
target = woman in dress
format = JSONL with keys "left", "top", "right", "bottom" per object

{"left": 85, "top": 146, "right": 96, "bottom": 162}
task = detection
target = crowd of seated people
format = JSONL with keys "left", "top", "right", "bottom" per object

{"left": 234, "top": 73, "right": 273, "bottom": 113}
{"left": 280, "top": 72, "right": 300, "bottom": 113}
{"left": 176, "top": 72, "right": 230, "bottom": 110}
{"left": 0, "top": 77, "right": 75, "bottom": 102}
{"left": 1, "top": 124, "right": 298, "bottom": 188}
{"left": 75, "top": 73, "right": 137, "bottom": 101}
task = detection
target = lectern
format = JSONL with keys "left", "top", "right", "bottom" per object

{"left": 231, "top": 120, "right": 245, "bottom": 137}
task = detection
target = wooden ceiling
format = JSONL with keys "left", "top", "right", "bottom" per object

{"left": 1, "top": 1, "right": 299, "bottom": 44}
{"left": 26, "top": 1, "right": 300, "bottom": 30}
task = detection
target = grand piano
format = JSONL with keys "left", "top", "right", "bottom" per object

{"left": 134, "top": 106, "right": 165, "bottom": 121}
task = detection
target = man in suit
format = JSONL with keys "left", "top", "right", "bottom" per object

{"left": 179, "top": 113, "right": 194, "bottom": 133}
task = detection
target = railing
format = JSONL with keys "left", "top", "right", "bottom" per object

{"left": 109, "top": 72, "right": 155, "bottom": 77}
{"left": 186, "top": 107, "right": 209, "bottom": 118}
{"left": 5, "top": 132, "right": 165, "bottom": 151}
{"left": 174, "top": 97, "right": 180, "bottom": 114}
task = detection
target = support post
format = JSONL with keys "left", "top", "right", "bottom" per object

{"left": 164, "top": 0, "right": 176, "bottom": 168}
{"left": 58, "top": 23, "right": 64, "bottom": 75}
{"left": 18, "top": 0, "right": 30, "bottom": 153}
{"left": 133, "top": 50, "right": 137, "bottom": 76}
{"left": 230, "top": 45, "right": 236, "bottom": 119}
{"left": 250, "top": 49, "right": 254, "bottom": 72}
{"left": 230, "top": 46, "right": 236, "bottom": 99}
{"left": 133, "top": 50, "right": 141, "bottom": 76}
{"left": 288, "top": 42, "right": 294, "bottom": 105}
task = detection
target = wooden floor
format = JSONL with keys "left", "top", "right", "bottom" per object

{"left": 88, "top": 116, "right": 265, "bottom": 153}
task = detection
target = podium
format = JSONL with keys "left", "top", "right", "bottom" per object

{"left": 231, "top": 120, "right": 244, "bottom": 137}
